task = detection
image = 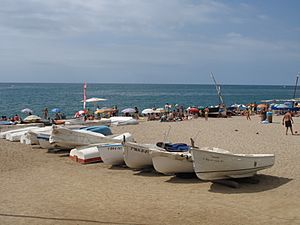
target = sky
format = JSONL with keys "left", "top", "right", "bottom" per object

{"left": 0, "top": 0, "right": 299, "bottom": 85}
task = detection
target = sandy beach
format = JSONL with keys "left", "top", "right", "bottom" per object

{"left": 0, "top": 115, "right": 299, "bottom": 225}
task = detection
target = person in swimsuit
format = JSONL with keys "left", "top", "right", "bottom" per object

{"left": 282, "top": 111, "right": 294, "bottom": 135}
{"left": 204, "top": 107, "right": 209, "bottom": 121}
{"left": 245, "top": 108, "right": 251, "bottom": 120}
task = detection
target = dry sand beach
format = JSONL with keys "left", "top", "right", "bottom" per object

{"left": 0, "top": 115, "right": 299, "bottom": 225}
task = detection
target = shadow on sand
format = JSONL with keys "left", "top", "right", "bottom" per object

{"left": 108, "top": 165, "right": 166, "bottom": 177}
{"left": 133, "top": 167, "right": 169, "bottom": 177}
{"left": 108, "top": 164, "right": 131, "bottom": 171}
{"left": 209, "top": 174, "right": 292, "bottom": 193}
{"left": 165, "top": 173, "right": 203, "bottom": 184}
{"left": 47, "top": 149, "right": 70, "bottom": 157}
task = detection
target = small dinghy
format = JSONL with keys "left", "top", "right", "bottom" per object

{"left": 99, "top": 143, "right": 124, "bottom": 166}
{"left": 5, "top": 126, "right": 43, "bottom": 142}
{"left": 0, "top": 121, "right": 14, "bottom": 125}
{"left": 64, "top": 118, "right": 111, "bottom": 126}
{"left": 191, "top": 147, "right": 275, "bottom": 181}
{"left": 0, "top": 126, "right": 39, "bottom": 139}
{"left": 37, "top": 133, "right": 54, "bottom": 149}
{"left": 123, "top": 142, "right": 156, "bottom": 169}
{"left": 110, "top": 117, "right": 138, "bottom": 126}
{"left": 70, "top": 143, "right": 124, "bottom": 165}
{"left": 20, "top": 127, "right": 52, "bottom": 145}
{"left": 49, "top": 126, "right": 133, "bottom": 150}
{"left": 70, "top": 145, "right": 102, "bottom": 164}
{"left": 79, "top": 125, "right": 112, "bottom": 135}
{"left": 150, "top": 143, "right": 194, "bottom": 175}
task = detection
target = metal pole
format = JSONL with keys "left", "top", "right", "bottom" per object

{"left": 293, "top": 73, "right": 299, "bottom": 99}
{"left": 210, "top": 72, "right": 226, "bottom": 115}
{"left": 210, "top": 72, "right": 224, "bottom": 105}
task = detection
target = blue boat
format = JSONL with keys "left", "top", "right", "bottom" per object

{"left": 80, "top": 125, "right": 112, "bottom": 136}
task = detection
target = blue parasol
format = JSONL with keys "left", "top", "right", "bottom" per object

{"left": 51, "top": 108, "right": 61, "bottom": 113}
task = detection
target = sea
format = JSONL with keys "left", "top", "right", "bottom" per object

{"left": 0, "top": 83, "right": 297, "bottom": 118}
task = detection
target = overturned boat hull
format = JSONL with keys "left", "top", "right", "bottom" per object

{"left": 20, "top": 127, "right": 52, "bottom": 145}
{"left": 0, "top": 126, "right": 40, "bottom": 139}
{"left": 70, "top": 145, "right": 102, "bottom": 164}
{"left": 37, "top": 133, "right": 55, "bottom": 149}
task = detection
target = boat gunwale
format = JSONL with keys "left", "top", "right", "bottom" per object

{"left": 191, "top": 147, "right": 275, "bottom": 158}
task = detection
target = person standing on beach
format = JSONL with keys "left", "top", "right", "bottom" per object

{"left": 245, "top": 108, "right": 251, "bottom": 120}
{"left": 164, "top": 103, "right": 170, "bottom": 113}
{"left": 282, "top": 111, "right": 294, "bottom": 135}
{"left": 260, "top": 108, "right": 267, "bottom": 121}
{"left": 43, "top": 107, "right": 48, "bottom": 119}
{"left": 204, "top": 107, "right": 209, "bottom": 121}
{"left": 134, "top": 107, "right": 139, "bottom": 120}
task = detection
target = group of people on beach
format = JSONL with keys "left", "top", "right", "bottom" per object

{"left": 0, "top": 114, "right": 21, "bottom": 123}
{"left": 43, "top": 107, "right": 66, "bottom": 121}
{"left": 1, "top": 102, "right": 298, "bottom": 135}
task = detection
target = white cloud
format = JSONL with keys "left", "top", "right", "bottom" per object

{"left": 0, "top": 0, "right": 299, "bottom": 84}
{"left": 0, "top": 0, "right": 231, "bottom": 37}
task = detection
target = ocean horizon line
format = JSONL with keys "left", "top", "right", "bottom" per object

{"left": 0, "top": 82, "right": 295, "bottom": 87}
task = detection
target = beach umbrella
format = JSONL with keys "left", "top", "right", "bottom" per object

{"left": 94, "top": 108, "right": 114, "bottom": 114}
{"left": 78, "top": 110, "right": 87, "bottom": 115}
{"left": 51, "top": 108, "right": 61, "bottom": 113}
{"left": 239, "top": 104, "right": 247, "bottom": 110}
{"left": 21, "top": 108, "right": 33, "bottom": 114}
{"left": 81, "top": 97, "right": 107, "bottom": 103}
{"left": 153, "top": 108, "right": 165, "bottom": 113}
{"left": 23, "top": 115, "right": 41, "bottom": 122}
{"left": 81, "top": 97, "right": 107, "bottom": 110}
{"left": 188, "top": 108, "right": 199, "bottom": 113}
{"left": 198, "top": 106, "right": 205, "bottom": 110}
{"left": 121, "top": 108, "right": 135, "bottom": 114}
{"left": 74, "top": 109, "right": 87, "bottom": 117}
{"left": 257, "top": 104, "right": 267, "bottom": 109}
{"left": 275, "top": 104, "right": 289, "bottom": 109}
{"left": 86, "top": 97, "right": 107, "bottom": 102}
{"left": 142, "top": 108, "right": 154, "bottom": 114}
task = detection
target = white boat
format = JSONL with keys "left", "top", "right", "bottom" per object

{"left": 150, "top": 148, "right": 193, "bottom": 175}
{"left": 0, "top": 126, "right": 39, "bottom": 139}
{"left": 99, "top": 143, "right": 124, "bottom": 166}
{"left": 191, "top": 147, "right": 275, "bottom": 181}
{"left": 110, "top": 116, "right": 138, "bottom": 126}
{"left": 35, "top": 125, "right": 87, "bottom": 149}
{"left": 5, "top": 126, "right": 43, "bottom": 142}
{"left": 0, "top": 123, "right": 44, "bottom": 132}
{"left": 70, "top": 143, "right": 124, "bottom": 165}
{"left": 6, "top": 130, "right": 30, "bottom": 142}
{"left": 70, "top": 145, "right": 102, "bottom": 164}
{"left": 49, "top": 126, "right": 133, "bottom": 149}
{"left": 20, "top": 127, "right": 52, "bottom": 145}
{"left": 37, "top": 133, "right": 54, "bottom": 149}
{"left": 64, "top": 118, "right": 111, "bottom": 126}
{"left": 123, "top": 142, "right": 155, "bottom": 169}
